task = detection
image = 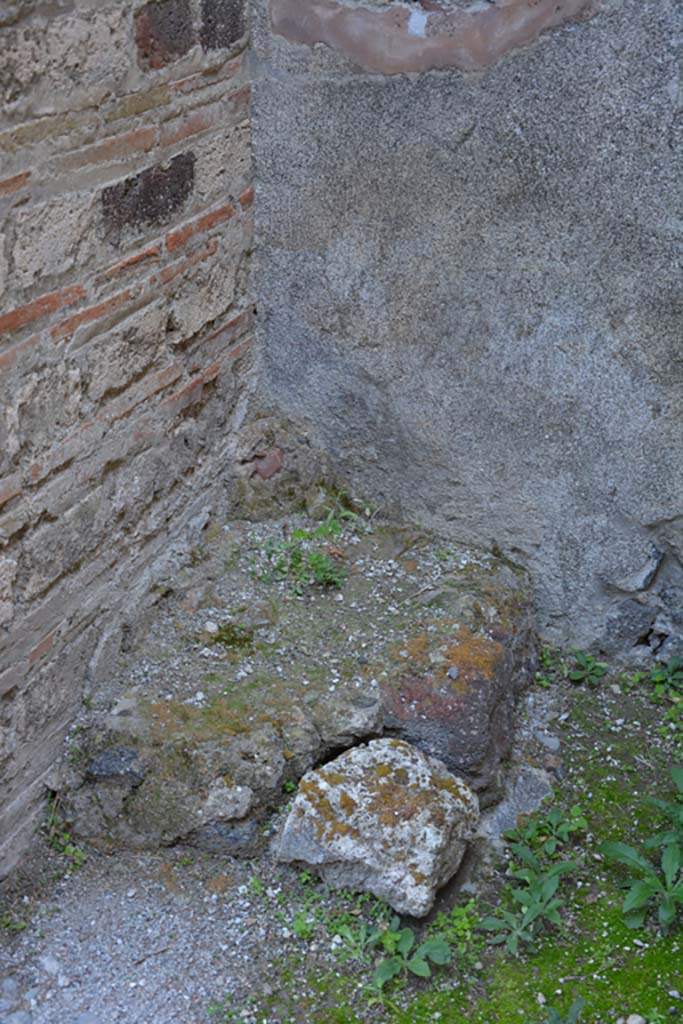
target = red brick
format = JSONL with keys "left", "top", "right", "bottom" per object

{"left": 59, "top": 127, "right": 157, "bottom": 172}
{"left": 202, "top": 307, "right": 253, "bottom": 346}
{"left": 166, "top": 202, "right": 235, "bottom": 252}
{"left": 96, "top": 246, "right": 162, "bottom": 284}
{"left": 163, "top": 360, "right": 221, "bottom": 414}
{"left": 29, "top": 626, "right": 60, "bottom": 667}
{"left": 159, "top": 107, "right": 220, "bottom": 148}
{"left": 51, "top": 288, "right": 139, "bottom": 341}
{"left": 0, "top": 171, "right": 30, "bottom": 196}
{"left": 103, "top": 361, "right": 184, "bottom": 424}
{"left": 157, "top": 239, "right": 218, "bottom": 286}
{"left": 0, "top": 285, "right": 86, "bottom": 336}
{"left": 238, "top": 184, "right": 254, "bottom": 209}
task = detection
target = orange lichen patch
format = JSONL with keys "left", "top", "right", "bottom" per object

{"left": 365, "top": 781, "right": 447, "bottom": 830}
{"left": 406, "top": 634, "right": 429, "bottom": 662}
{"left": 298, "top": 777, "right": 362, "bottom": 843}
{"left": 445, "top": 625, "right": 503, "bottom": 683}
{"left": 373, "top": 764, "right": 392, "bottom": 778}
{"left": 404, "top": 560, "right": 418, "bottom": 573}
{"left": 433, "top": 774, "right": 469, "bottom": 802}
{"left": 319, "top": 770, "right": 348, "bottom": 786}
{"left": 339, "top": 790, "right": 357, "bottom": 816}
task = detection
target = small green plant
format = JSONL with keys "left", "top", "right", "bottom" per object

{"left": 569, "top": 651, "right": 608, "bottom": 687}
{"left": 535, "top": 646, "right": 570, "bottom": 688}
{"left": 644, "top": 766, "right": 683, "bottom": 849}
{"left": 505, "top": 805, "right": 588, "bottom": 857}
{"left": 257, "top": 528, "right": 347, "bottom": 595}
{"left": 249, "top": 875, "right": 267, "bottom": 899}
{"left": 1, "top": 911, "right": 27, "bottom": 932}
{"left": 291, "top": 910, "right": 316, "bottom": 940}
{"left": 371, "top": 917, "right": 450, "bottom": 993}
{"left": 282, "top": 780, "right": 298, "bottom": 795}
{"left": 427, "top": 898, "right": 482, "bottom": 968}
{"left": 481, "top": 845, "right": 577, "bottom": 954}
{"left": 529, "top": 997, "right": 586, "bottom": 1024}
{"left": 334, "top": 919, "right": 382, "bottom": 963}
{"left": 648, "top": 657, "right": 683, "bottom": 699}
{"left": 597, "top": 839, "right": 683, "bottom": 934}
{"left": 43, "top": 796, "right": 86, "bottom": 870}
{"left": 641, "top": 660, "right": 683, "bottom": 741}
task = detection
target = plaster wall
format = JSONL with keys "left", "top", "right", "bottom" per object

{"left": 253, "top": 0, "right": 683, "bottom": 653}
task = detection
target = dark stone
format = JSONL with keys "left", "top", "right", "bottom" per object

{"left": 86, "top": 747, "right": 146, "bottom": 787}
{"left": 102, "top": 153, "right": 195, "bottom": 242}
{"left": 135, "top": 0, "right": 194, "bottom": 70}
{"left": 188, "top": 819, "right": 261, "bottom": 856}
{"left": 378, "top": 570, "right": 536, "bottom": 804}
{"left": 200, "top": 0, "right": 246, "bottom": 50}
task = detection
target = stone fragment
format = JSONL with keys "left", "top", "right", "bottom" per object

{"left": 381, "top": 587, "right": 535, "bottom": 804}
{"left": 101, "top": 153, "right": 196, "bottom": 242}
{"left": 277, "top": 738, "right": 479, "bottom": 917}
{"left": 86, "top": 747, "right": 146, "bottom": 787}
{"left": 201, "top": 777, "right": 252, "bottom": 821}
{"left": 200, "top": 0, "right": 246, "bottom": 50}
{"left": 135, "top": 0, "right": 193, "bottom": 70}
{"left": 188, "top": 818, "right": 261, "bottom": 855}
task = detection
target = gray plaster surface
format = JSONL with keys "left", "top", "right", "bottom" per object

{"left": 252, "top": 0, "right": 683, "bottom": 650}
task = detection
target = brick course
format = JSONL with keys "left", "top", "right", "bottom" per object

{"left": 0, "top": 0, "right": 254, "bottom": 876}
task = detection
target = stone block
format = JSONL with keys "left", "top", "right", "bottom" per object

{"left": 200, "top": 0, "right": 246, "bottom": 51}
{"left": 101, "top": 153, "right": 196, "bottom": 243}
{"left": 134, "top": 0, "right": 194, "bottom": 70}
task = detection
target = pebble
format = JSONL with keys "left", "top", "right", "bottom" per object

{"left": 38, "top": 955, "right": 60, "bottom": 976}
{"left": 626, "top": 1016, "right": 646, "bottom": 1024}
{"left": 535, "top": 731, "right": 561, "bottom": 752}
{"left": 1, "top": 980, "right": 19, "bottom": 1001}
{"left": 204, "top": 621, "right": 219, "bottom": 635}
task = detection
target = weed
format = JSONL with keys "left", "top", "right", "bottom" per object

{"left": 597, "top": 839, "right": 683, "bottom": 934}
{"left": 207, "top": 622, "right": 255, "bottom": 651}
{"left": 292, "top": 910, "right": 316, "bottom": 940}
{"left": 535, "top": 646, "right": 570, "bottom": 687}
{"left": 642, "top": 659, "right": 683, "bottom": 741}
{"left": 529, "top": 997, "right": 585, "bottom": 1024}
{"left": 370, "top": 916, "right": 450, "bottom": 994}
{"left": 505, "top": 805, "right": 588, "bottom": 857}
{"left": 644, "top": 765, "right": 683, "bottom": 850}
{"left": 282, "top": 780, "right": 298, "bottom": 795}
{"left": 480, "top": 845, "right": 577, "bottom": 954}
{"left": 427, "top": 898, "right": 482, "bottom": 968}
{"left": 43, "top": 796, "right": 86, "bottom": 871}
{"left": 1, "top": 911, "right": 27, "bottom": 932}
{"left": 249, "top": 875, "right": 267, "bottom": 899}
{"left": 569, "top": 651, "right": 608, "bottom": 687}
{"left": 333, "top": 919, "right": 382, "bottom": 963}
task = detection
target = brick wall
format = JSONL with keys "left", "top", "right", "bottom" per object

{"left": 0, "top": 0, "right": 254, "bottom": 874}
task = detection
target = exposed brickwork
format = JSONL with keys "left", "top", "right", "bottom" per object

{"left": 200, "top": 0, "right": 247, "bottom": 50}
{"left": 135, "top": 0, "right": 194, "bottom": 70}
{"left": 0, "top": 0, "right": 254, "bottom": 876}
{"left": 101, "top": 152, "right": 197, "bottom": 242}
